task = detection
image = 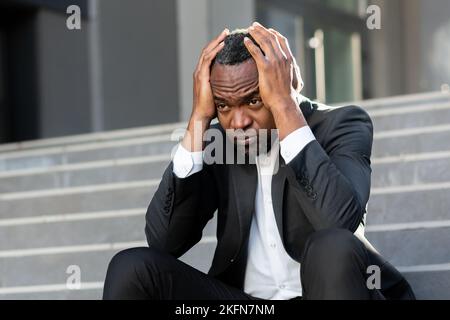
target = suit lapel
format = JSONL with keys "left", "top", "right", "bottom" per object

{"left": 272, "top": 156, "right": 287, "bottom": 241}
{"left": 230, "top": 164, "right": 257, "bottom": 244}
{"left": 271, "top": 96, "right": 314, "bottom": 242}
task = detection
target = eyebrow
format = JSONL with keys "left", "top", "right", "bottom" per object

{"left": 214, "top": 89, "right": 260, "bottom": 103}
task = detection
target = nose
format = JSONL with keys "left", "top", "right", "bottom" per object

{"left": 230, "top": 106, "right": 252, "bottom": 130}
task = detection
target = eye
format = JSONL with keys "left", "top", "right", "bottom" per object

{"left": 216, "top": 103, "right": 230, "bottom": 112}
{"left": 249, "top": 98, "right": 262, "bottom": 107}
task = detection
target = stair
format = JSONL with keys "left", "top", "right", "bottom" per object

{"left": 0, "top": 91, "right": 449, "bottom": 299}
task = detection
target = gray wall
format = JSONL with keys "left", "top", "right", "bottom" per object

{"left": 0, "top": 31, "right": 5, "bottom": 141}
{"left": 176, "top": 0, "right": 209, "bottom": 121}
{"left": 36, "top": 8, "right": 92, "bottom": 137}
{"left": 367, "top": 0, "right": 410, "bottom": 98}
{"left": 419, "top": 0, "right": 450, "bottom": 91}
{"left": 98, "top": 0, "right": 179, "bottom": 130}
{"left": 176, "top": 0, "right": 255, "bottom": 120}
{"left": 2, "top": 0, "right": 449, "bottom": 143}
{"left": 368, "top": 0, "right": 450, "bottom": 98}
{"left": 33, "top": 0, "right": 179, "bottom": 138}
{"left": 209, "top": 0, "right": 255, "bottom": 38}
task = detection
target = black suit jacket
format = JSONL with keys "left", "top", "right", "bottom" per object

{"left": 145, "top": 96, "right": 415, "bottom": 300}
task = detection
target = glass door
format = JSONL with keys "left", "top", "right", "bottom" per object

{"left": 257, "top": 0, "right": 368, "bottom": 104}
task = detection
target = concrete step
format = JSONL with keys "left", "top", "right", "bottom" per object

{"left": 2, "top": 103, "right": 449, "bottom": 173}
{"left": 357, "top": 91, "right": 450, "bottom": 110}
{"left": 0, "top": 122, "right": 185, "bottom": 154}
{"left": 403, "top": 270, "right": 450, "bottom": 300}
{"left": 366, "top": 227, "right": 450, "bottom": 267}
{"left": 1, "top": 91, "right": 449, "bottom": 300}
{"left": 1, "top": 149, "right": 449, "bottom": 193}
{"left": 372, "top": 125, "right": 450, "bottom": 157}
{"left": 0, "top": 288, "right": 104, "bottom": 300}
{"left": 0, "top": 136, "right": 177, "bottom": 172}
{"left": 3, "top": 205, "right": 447, "bottom": 278}
{"left": 0, "top": 241, "right": 216, "bottom": 300}
{"left": 0, "top": 157, "right": 170, "bottom": 193}
{"left": 0, "top": 181, "right": 158, "bottom": 219}
{"left": 1, "top": 91, "right": 445, "bottom": 154}
{"left": 367, "top": 186, "right": 450, "bottom": 225}
{"left": 0, "top": 216, "right": 145, "bottom": 251}
{"left": 0, "top": 90, "right": 446, "bottom": 154}
{"left": 5, "top": 203, "right": 450, "bottom": 271}
{"left": 3, "top": 122, "right": 448, "bottom": 173}
{"left": 3, "top": 270, "right": 448, "bottom": 300}
{"left": 0, "top": 251, "right": 116, "bottom": 288}
{"left": 369, "top": 103, "right": 450, "bottom": 131}
{"left": 0, "top": 212, "right": 217, "bottom": 251}
{"left": 1, "top": 109, "right": 448, "bottom": 174}
{"left": 1, "top": 177, "right": 448, "bottom": 226}
{"left": 0, "top": 241, "right": 216, "bottom": 288}
{"left": 371, "top": 153, "right": 450, "bottom": 188}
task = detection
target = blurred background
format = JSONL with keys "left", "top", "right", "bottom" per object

{"left": 0, "top": 0, "right": 450, "bottom": 300}
{"left": 0, "top": 0, "right": 449, "bottom": 143}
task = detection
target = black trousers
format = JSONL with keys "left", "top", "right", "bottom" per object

{"left": 103, "top": 229, "right": 383, "bottom": 300}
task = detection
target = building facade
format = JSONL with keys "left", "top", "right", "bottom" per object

{"left": 0, "top": 0, "right": 449, "bottom": 143}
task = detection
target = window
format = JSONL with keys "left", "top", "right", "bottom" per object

{"left": 257, "top": 0, "right": 368, "bottom": 103}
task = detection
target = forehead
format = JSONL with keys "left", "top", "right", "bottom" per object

{"left": 210, "top": 59, "right": 259, "bottom": 98}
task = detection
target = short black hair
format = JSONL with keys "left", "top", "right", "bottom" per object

{"left": 214, "top": 29, "right": 262, "bottom": 65}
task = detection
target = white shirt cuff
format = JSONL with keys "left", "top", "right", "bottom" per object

{"left": 172, "top": 144, "right": 204, "bottom": 178}
{"left": 279, "top": 126, "right": 316, "bottom": 164}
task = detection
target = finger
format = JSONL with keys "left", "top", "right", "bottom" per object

{"left": 269, "top": 28, "right": 294, "bottom": 61}
{"left": 198, "top": 41, "right": 225, "bottom": 76}
{"left": 249, "top": 23, "right": 286, "bottom": 60}
{"left": 248, "top": 24, "right": 278, "bottom": 59}
{"left": 252, "top": 21, "right": 269, "bottom": 31}
{"left": 254, "top": 22, "right": 284, "bottom": 55}
{"left": 243, "top": 37, "right": 265, "bottom": 65}
{"left": 203, "top": 28, "right": 229, "bottom": 57}
{"left": 203, "top": 41, "right": 225, "bottom": 64}
{"left": 195, "top": 29, "right": 228, "bottom": 74}
{"left": 269, "top": 28, "right": 303, "bottom": 90}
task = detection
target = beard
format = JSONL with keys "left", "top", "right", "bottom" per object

{"left": 226, "top": 129, "right": 278, "bottom": 164}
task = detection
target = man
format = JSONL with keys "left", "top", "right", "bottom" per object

{"left": 103, "top": 22, "right": 415, "bottom": 300}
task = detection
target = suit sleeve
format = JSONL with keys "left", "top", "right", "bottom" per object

{"left": 286, "top": 105, "right": 373, "bottom": 232}
{"left": 145, "top": 162, "right": 218, "bottom": 257}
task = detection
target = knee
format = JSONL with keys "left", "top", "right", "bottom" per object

{"left": 104, "top": 247, "right": 169, "bottom": 300}
{"left": 106, "top": 246, "right": 165, "bottom": 278}
{"left": 302, "top": 228, "right": 362, "bottom": 267}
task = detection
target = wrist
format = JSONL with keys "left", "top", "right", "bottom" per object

{"left": 190, "top": 110, "right": 214, "bottom": 124}
{"left": 269, "top": 95, "right": 298, "bottom": 116}
{"left": 182, "top": 113, "right": 211, "bottom": 152}
{"left": 270, "top": 97, "right": 307, "bottom": 141}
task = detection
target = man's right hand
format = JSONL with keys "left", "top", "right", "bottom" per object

{"left": 182, "top": 28, "right": 229, "bottom": 152}
{"left": 192, "top": 28, "right": 229, "bottom": 121}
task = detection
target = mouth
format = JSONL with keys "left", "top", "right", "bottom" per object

{"left": 234, "top": 135, "right": 257, "bottom": 146}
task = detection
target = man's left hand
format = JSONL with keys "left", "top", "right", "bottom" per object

{"left": 244, "top": 22, "right": 307, "bottom": 140}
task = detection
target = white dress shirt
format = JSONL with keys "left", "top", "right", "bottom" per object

{"left": 172, "top": 126, "right": 316, "bottom": 299}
